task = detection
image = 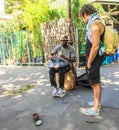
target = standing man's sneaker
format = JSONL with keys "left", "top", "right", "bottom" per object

{"left": 82, "top": 108, "right": 100, "bottom": 116}
{"left": 52, "top": 87, "right": 58, "bottom": 96}
{"left": 88, "top": 101, "right": 101, "bottom": 108}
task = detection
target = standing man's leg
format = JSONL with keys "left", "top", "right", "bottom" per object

{"left": 82, "top": 57, "right": 103, "bottom": 116}
{"left": 92, "top": 58, "right": 104, "bottom": 111}
{"left": 90, "top": 69, "right": 101, "bottom": 111}
{"left": 92, "top": 83, "right": 101, "bottom": 111}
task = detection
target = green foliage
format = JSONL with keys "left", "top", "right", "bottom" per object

{"left": 71, "top": 0, "right": 87, "bottom": 48}
{"left": 5, "top": 0, "right": 25, "bottom": 14}
{"left": 72, "top": 0, "right": 87, "bottom": 27}
{"left": 47, "top": 9, "right": 60, "bottom": 20}
{"left": 4, "top": 0, "right": 106, "bottom": 58}
{"left": 5, "top": 0, "right": 63, "bottom": 57}
{"left": 47, "top": 8, "right": 67, "bottom": 20}
{"left": 92, "top": 3, "right": 105, "bottom": 14}
{"left": 71, "top": 0, "right": 105, "bottom": 55}
{"left": 57, "top": 7, "right": 68, "bottom": 18}
{"left": 0, "top": 20, "right": 18, "bottom": 36}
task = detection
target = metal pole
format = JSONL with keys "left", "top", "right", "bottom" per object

{"left": 20, "top": 31, "right": 23, "bottom": 65}
{"left": 26, "top": 31, "right": 31, "bottom": 65}
{"left": 1, "top": 32, "right": 6, "bottom": 65}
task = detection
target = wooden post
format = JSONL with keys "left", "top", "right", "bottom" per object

{"left": 67, "top": 0, "right": 74, "bottom": 41}
{"left": 67, "top": 0, "right": 79, "bottom": 67}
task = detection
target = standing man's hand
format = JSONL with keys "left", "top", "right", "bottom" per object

{"left": 87, "top": 61, "right": 91, "bottom": 69}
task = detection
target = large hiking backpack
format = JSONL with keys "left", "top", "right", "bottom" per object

{"left": 97, "top": 19, "right": 119, "bottom": 56}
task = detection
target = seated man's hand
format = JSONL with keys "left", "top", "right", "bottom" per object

{"left": 60, "top": 55, "right": 67, "bottom": 60}
{"left": 50, "top": 55, "right": 57, "bottom": 60}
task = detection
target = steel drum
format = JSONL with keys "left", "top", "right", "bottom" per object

{"left": 45, "top": 58, "right": 69, "bottom": 68}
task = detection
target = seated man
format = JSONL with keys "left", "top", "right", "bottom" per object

{"left": 49, "top": 35, "right": 76, "bottom": 97}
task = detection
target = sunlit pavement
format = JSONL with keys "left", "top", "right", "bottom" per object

{"left": 0, "top": 62, "right": 119, "bottom": 130}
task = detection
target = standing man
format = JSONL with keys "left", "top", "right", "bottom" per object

{"left": 49, "top": 35, "right": 76, "bottom": 97}
{"left": 79, "top": 4, "right": 105, "bottom": 116}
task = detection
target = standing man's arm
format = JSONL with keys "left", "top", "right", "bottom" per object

{"left": 87, "top": 22, "right": 104, "bottom": 69}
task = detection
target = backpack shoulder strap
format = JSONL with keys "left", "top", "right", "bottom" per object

{"left": 93, "top": 19, "right": 105, "bottom": 26}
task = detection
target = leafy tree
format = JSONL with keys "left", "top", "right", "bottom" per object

{"left": 5, "top": 0, "right": 63, "bottom": 57}
{"left": 4, "top": 0, "right": 105, "bottom": 58}
{"left": 71, "top": 0, "right": 105, "bottom": 54}
{"left": 5, "top": 0, "right": 25, "bottom": 14}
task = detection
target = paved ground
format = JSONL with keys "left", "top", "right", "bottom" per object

{"left": 0, "top": 62, "right": 119, "bottom": 130}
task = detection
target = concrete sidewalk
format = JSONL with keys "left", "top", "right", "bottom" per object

{"left": 0, "top": 63, "right": 119, "bottom": 130}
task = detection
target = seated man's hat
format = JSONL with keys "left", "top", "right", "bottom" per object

{"left": 60, "top": 35, "right": 68, "bottom": 41}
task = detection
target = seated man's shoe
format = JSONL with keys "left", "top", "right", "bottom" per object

{"left": 52, "top": 87, "right": 58, "bottom": 96}
{"left": 55, "top": 88, "right": 66, "bottom": 97}
{"left": 82, "top": 108, "right": 100, "bottom": 116}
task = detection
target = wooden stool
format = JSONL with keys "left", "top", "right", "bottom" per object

{"left": 55, "top": 70, "right": 76, "bottom": 91}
